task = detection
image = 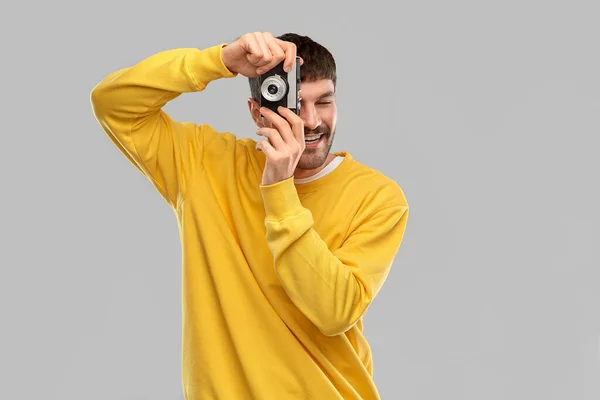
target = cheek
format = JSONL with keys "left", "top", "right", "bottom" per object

{"left": 321, "top": 108, "right": 337, "bottom": 129}
{"left": 319, "top": 107, "right": 337, "bottom": 127}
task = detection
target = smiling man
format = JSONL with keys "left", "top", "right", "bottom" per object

{"left": 90, "top": 31, "right": 409, "bottom": 400}
{"left": 247, "top": 33, "right": 338, "bottom": 178}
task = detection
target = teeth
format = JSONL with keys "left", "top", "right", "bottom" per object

{"left": 305, "top": 134, "right": 323, "bottom": 141}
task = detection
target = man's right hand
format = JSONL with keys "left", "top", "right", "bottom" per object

{"left": 222, "top": 32, "right": 302, "bottom": 78}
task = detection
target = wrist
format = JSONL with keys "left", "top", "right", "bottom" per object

{"left": 220, "top": 43, "right": 237, "bottom": 74}
{"left": 260, "top": 176, "right": 304, "bottom": 220}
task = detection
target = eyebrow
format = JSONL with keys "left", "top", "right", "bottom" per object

{"left": 299, "top": 91, "right": 336, "bottom": 102}
{"left": 318, "top": 91, "right": 335, "bottom": 99}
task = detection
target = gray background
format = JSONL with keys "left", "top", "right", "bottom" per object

{"left": 0, "top": 0, "right": 598, "bottom": 399}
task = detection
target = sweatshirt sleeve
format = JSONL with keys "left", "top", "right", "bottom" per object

{"left": 90, "top": 44, "right": 237, "bottom": 209}
{"left": 260, "top": 177, "right": 409, "bottom": 337}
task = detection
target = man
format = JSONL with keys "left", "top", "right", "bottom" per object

{"left": 91, "top": 31, "right": 409, "bottom": 400}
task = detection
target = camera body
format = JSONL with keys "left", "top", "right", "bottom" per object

{"left": 258, "top": 57, "right": 301, "bottom": 116}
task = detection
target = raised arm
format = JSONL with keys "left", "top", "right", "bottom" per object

{"left": 91, "top": 32, "right": 299, "bottom": 208}
{"left": 90, "top": 44, "right": 237, "bottom": 208}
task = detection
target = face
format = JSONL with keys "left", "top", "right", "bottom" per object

{"left": 295, "top": 79, "right": 337, "bottom": 171}
{"left": 249, "top": 78, "right": 338, "bottom": 172}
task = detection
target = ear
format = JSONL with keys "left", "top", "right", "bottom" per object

{"left": 248, "top": 98, "right": 266, "bottom": 128}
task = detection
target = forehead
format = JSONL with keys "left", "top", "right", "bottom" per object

{"left": 299, "top": 79, "right": 335, "bottom": 99}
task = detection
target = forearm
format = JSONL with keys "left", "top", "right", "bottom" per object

{"left": 270, "top": 220, "right": 366, "bottom": 336}
{"left": 260, "top": 178, "right": 409, "bottom": 336}
{"left": 90, "top": 44, "right": 236, "bottom": 129}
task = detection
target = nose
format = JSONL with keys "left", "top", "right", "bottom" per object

{"left": 300, "top": 103, "right": 321, "bottom": 130}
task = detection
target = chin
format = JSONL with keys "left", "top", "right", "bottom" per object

{"left": 297, "top": 151, "right": 328, "bottom": 170}
{"left": 297, "top": 131, "right": 335, "bottom": 170}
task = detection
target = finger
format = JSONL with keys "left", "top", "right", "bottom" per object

{"left": 277, "top": 106, "right": 305, "bottom": 144}
{"left": 260, "top": 107, "right": 294, "bottom": 143}
{"left": 256, "top": 127, "right": 285, "bottom": 150}
{"left": 256, "top": 33, "right": 286, "bottom": 75}
{"left": 264, "top": 32, "right": 285, "bottom": 61}
{"left": 243, "top": 34, "right": 265, "bottom": 66}
{"left": 276, "top": 39, "right": 297, "bottom": 72}
{"left": 253, "top": 32, "right": 273, "bottom": 68}
{"left": 256, "top": 139, "right": 277, "bottom": 157}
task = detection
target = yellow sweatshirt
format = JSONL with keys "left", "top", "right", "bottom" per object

{"left": 91, "top": 43, "right": 409, "bottom": 400}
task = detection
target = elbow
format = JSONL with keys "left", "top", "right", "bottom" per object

{"left": 317, "top": 322, "right": 354, "bottom": 337}
{"left": 90, "top": 83, "right": 108, "bottom": 119}
{"left": 90, "top": 81, "right": 121, "bottom": 128}
{"left": 314, "top": 291, "right": 373, "bottom": 337}
{"left": 90, "top": 70, "right": 122, "bottom": 119}
{"left": 314, "top": 309, "right": 366, "bottom": 337}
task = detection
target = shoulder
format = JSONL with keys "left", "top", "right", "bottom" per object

{"left": 344, "top": 154, "right": 409, "bottom": 211}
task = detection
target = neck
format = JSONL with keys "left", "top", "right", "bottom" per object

{"left": 293, "top": 153, "right": 337, "bottom": 180}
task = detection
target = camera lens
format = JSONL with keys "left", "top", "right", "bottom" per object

{"left": 260, "top": 75, "right": 287, "bottom": 102}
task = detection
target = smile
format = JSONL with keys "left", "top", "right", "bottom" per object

{"left": 304, "top": 133, "right": 326, "bottom": 148}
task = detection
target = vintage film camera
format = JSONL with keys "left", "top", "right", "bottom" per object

{"left": 259, "top": 57, "right": 301, "bottom": 115}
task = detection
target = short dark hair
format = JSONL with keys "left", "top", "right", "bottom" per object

{"left": 248, "top": 33, "right": 337, "bottom": 102}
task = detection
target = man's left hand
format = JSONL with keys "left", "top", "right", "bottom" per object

{"left": 256, "top": 106, "right": 305, "bottom": 186}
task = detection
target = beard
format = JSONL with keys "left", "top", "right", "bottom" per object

{"left": 297, "top": 125, "right": 335, "bottom": 170}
